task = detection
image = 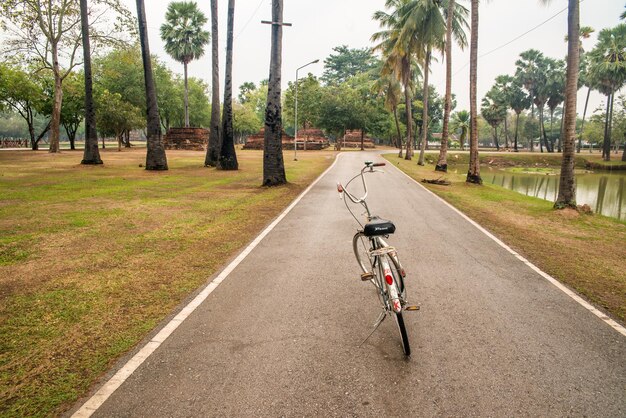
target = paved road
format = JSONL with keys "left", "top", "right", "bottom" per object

{"left": 77, "top": 151, "right": 625, "bottom": 417}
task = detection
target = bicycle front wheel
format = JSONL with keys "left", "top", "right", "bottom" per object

{"left": 394, "top": 311, "right": 411, "bottom": 356}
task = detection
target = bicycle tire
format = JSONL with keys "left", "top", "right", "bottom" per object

{"left": 394, "top": 311, "right": 411, "bottom": 356}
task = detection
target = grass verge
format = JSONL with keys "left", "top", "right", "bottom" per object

{"left": 385, "top": 151, "right": 626, "bottom": 325}
{"left": 0, "top": 148, "right": 335, "bottom": 417}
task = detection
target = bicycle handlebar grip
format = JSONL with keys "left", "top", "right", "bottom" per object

{"left": 372, "top": 163, "right": 386, "bottom": 167}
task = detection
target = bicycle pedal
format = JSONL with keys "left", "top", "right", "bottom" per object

{"left": 360, "top": 272, "right": 374, "bottom": 281}
{"left": 404, "top": 305, "right": 420, "bottom": 311}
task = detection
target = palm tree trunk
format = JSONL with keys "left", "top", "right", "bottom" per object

{"left": 418, "top": 47, "right": 431, "bottom": 166}
{"left": 467, "top": 0, "right": 481, "bottom": 184}
{"left": 555, "top": 0, "right": 579, "bottom": 208}
{"left": 494, "top": 125, "right": 499, "bottom": 151}
{"left": 602, "top": 93, "right": 611, "bottom": 161}
{"left": 404, "top": 74, "right": 413, "bottom": 160}
{"left": 184, "top": 61, "right": 190, "bottom": 128}
{"left": 218, "top": 0, "right": 238, "bottom": 170}
{"left": 503, "top": 115, "right": 510, "bottom": 149}
{"left": 262, "top": 0, "right": 285, "bottom": 185}
{"left": 393, "top": 106, "right": 403, "bottom": 158}
{"left": 609, "top": 91, "right": 615, "bottom": 156}
{"left": 578, "top": 87, "right": 590, "bottom": 153}
{"left": 205, "top": 0, "right": 220, "bottom": 167}
{"left": 80, "top": 0, "right": 102, "bottom": 165}
{"left": 436, "top": 0, "right": 454, "bottom": 172}
{"left": 514, "top": 111, "right": 520, "bottom": 152}
{"left": 136, "top": 0, "right": 168, "bottom": 170}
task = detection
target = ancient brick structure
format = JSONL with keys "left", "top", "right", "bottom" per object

{"left": 340, "top": 129, "right": 375, "bottom": 149}
{"left": 243, "top": 128, "right": 330, "bottom": 150}
{"left": 163, "top": 128, "right": 208, "bottom": 151}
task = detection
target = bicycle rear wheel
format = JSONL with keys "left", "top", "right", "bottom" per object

{"left": 394, "top": 311, "right": 410, "bottom": 356}
{"left": 353, "top": 232, "right": 373, "bottom": 274}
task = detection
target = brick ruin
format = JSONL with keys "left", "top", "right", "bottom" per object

{"left": 242, "top": 128, "right": 330, "bottom": 150}
{"left": 339, "top": 129, "right": 375, "bottom": 149}
{"left": 163, "top": 128, "right": 208, "bottom": 151}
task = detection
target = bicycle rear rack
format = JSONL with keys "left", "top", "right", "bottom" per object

{"left": 369, "top": 246, "right": 396, "bottom": 257}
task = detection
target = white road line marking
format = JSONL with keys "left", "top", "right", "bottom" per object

{"left": 389, "top": 160, "right": 626, "bottom": 338}
{"left": 72, "top": 155, "right": 341, "bottom": 418}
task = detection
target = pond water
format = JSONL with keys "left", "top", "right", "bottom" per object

{"left": 480, "top": 169, "right": 626, "bottom": 221}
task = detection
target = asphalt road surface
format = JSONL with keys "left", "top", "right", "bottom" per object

{"left": 75, "top": 151, "right": 625, "bottom": 417}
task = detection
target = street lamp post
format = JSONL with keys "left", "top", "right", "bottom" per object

{"left": 294, "top": 59, "right": 319, "bottom": 161}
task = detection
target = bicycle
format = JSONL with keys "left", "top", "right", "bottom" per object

{"left": 337, "top": 161, "right": 418, "bottom": 356}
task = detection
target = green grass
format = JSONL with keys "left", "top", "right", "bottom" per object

{"left": 386, "top": 152, "right": 626, "bottom": 326}
{"left": 0, "top": 148, "right": 336, "bottom": 417}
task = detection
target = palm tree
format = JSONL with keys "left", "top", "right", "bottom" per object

{"left": 508, "top": 80, "right": 532, "bottom": 152}
{"left": 262, "top": 0, "right": 285, "bottom": 184}
{"left": 545, "top": 59, "right": 565, "bottom": 152}
{"left": 217, "top": 0, "right": 238, "bottom": 170}
{"left": 587, "top": 24, "right": 626, "bottom": 162}
{"left": 79, "top": 0, "right": 102, "bottom": 165}
{"left": 436, "top": 0, "right": 465, "bottom": 171}
{"left": 160, "top": 1, "right": 209, "bottom": 128}
{"left": 373, "top": 68, "right": 404, "bottom": 157}
{"left": 553, "top": 0, "right": 580, "bottom": 207}
{"left": 466, "top": 0, "right": 481, "bottom": 184}
{"left": 136, "top": 0, "right": 168, "bottom": 170}
{"left": 515, "top": 49, "right": 544, "bottom": 152}
{"left": 450, "top": 110, "right": 470, "bottom": 150}
{"left": 204, "top": 0, "right": 220, "bottom": 167}
{"left": 372, "top": 0, "right": 419, "bottom": 160}
{"left": 481, "top": 91, "right": 506, "bottom": 151}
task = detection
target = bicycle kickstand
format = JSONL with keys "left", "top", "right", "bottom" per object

{"left": 358, "top": 311, "right": 387, "bottom": 348}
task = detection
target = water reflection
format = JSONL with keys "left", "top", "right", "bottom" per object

{"left": 481, "top": 169, "right": 626, "bottom": 221}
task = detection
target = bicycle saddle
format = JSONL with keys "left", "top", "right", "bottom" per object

{"left": 364, "top": 216, "right": 396, "bottom": 237}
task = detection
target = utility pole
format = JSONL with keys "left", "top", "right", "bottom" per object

{"left": 261, "top": 0, "right": 291, "bottom": 186}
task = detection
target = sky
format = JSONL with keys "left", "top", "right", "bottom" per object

{"left": 124, "top": 0, "right": 624, "bottom": 115}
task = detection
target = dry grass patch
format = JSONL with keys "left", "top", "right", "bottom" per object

{"left": 0, "top": 148, "right": 335, "bottom": 417}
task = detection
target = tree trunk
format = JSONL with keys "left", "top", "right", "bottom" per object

{"left": 494, "top": 125, "right": 499, "bottom": 151}
{"left": 137, "top": 0, "right": 168, "bottom": 170}
{"left": 205, "top": 0, "right": 220, "bottom": 167}
{"left": 602, "top": 93, "right": 611, "bottom": 161}
{"left": 49, "top": 47, "right": 63, "bottom": 153}
{"left": 64, "top": 123, "right": 77, "bottom": 150}
{"left": 360, "top": 129, "right": 364, "bottom": 151}
{"left": 436, "top": 0, "right": 454, "bottom": 172}
{"left": 403, "top": 69, "right": 413, "bottom": 160}
{"left": 578, "top": 87, "right": 590, "bottom": 153}
{"left": 218, "top": 0, "right": 238, "bottom": 171}
{"left": 418, "top": 47, "right": 431, "bottom": 166}
{"left": 503, "top": 114, "right": 510, "bottom": 149}
{"left": 608, "top": 91, "right": 615, "bottom": 156}
{"left": 467, "top": 0, "right": 481, "bottom": 184}
{"left": 124, "top": 130, "right": 131, "bottom": 147}
{"left": 262, "top": 0, "right": 285, "bottom": 185}
{"left": 80, "top": 0, "right": 103, "bottom": 165}
{"left": 514, "top": 111, "right": 520, "bottom": 152}
{"left": 393, "top": 106, "right": 403, "bottom": 158}
{"left": 555, "top": 0, "right": 579, "bottom": 209}
{"left": 184, "top": 61, "right": 190, "bottom": 128}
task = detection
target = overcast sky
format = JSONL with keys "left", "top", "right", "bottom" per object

{"left": 125, "top": 0, "right": 624, "bottom": 115}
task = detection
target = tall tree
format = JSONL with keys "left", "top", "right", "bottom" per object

{"left": 218, "top": 0, "right": 238, "bottom": 170}
{"left": 160, "top": 1, "right": 209, "bottom": 128}
{"left": 136, "top": 0, "right": 168, "bottom": 170}
{"left": 587, "top": 24, "right": 626, "bottom": 162}
{"left": 372, "top": 0, "right": 420, "bottom": 160}
{"left": 80, "top": 0, "right": 102, "bottom": 164}
{"left": 205, "top": 0, "right": 220, "bottom": 167}
{"left": 450, "top": 109, "right": 469, "bottom": 150}
{"left": 436, "top": 0, "right": 456, "bottom": 172}
{"left": 515, "top": 49, "right": 544, "bottom": 152}
{"left": 262, "top": 0, "right": 285, "bottom": 185}
{"left": 466, "top": 0, "right": 481, "bottom": 184}
{"left": 321, "top": 45, "right": 378, "bottom": 85}
{"left": 508, "top": 80, "right": 532, "bottom": 152}
{"left": 0, "top": 0, "right": 133, "bottom": 153}
{"left": 554, "top": 0, "right": 580, "bottom": 208}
